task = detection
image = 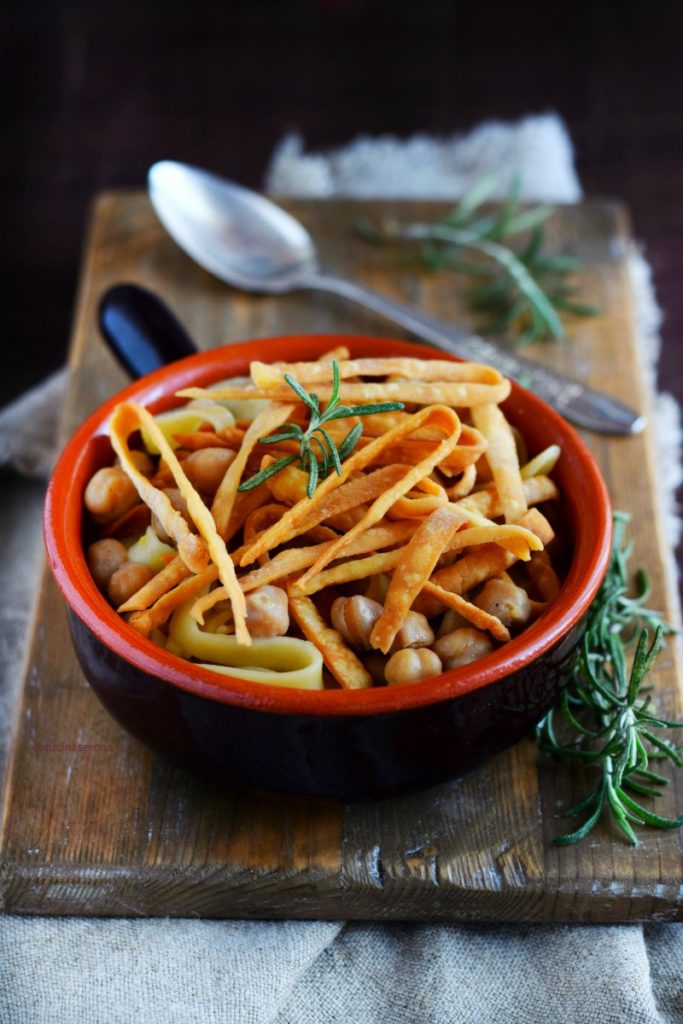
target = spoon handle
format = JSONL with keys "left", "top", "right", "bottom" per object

{"left": 304, "top": 272, "right": 645, "bottom": 436}
{"left": 99, "top": 283, "right": 198, "bottom": 380}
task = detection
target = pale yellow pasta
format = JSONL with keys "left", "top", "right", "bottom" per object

{"left": 140, "top": 401, "right": 235, "bottom": 453}
{"left": 169, "top": 599, "right": 323, "bottom": 689}
{"left": 126, "top": 526, "right": 175, "bottom": 571}
{"left": 520, "top": 444, "right": 562, "bottom": 479}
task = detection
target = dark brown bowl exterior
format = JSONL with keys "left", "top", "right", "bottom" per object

{"left": 45, "top": 334, "right": 612, "bottom": 801}
{"left": 69, "top": 609, "right": 583, "bottom": 800}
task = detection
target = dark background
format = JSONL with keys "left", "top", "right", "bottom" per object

{"left": 2, "top": 0, "right": 682, "bottom": 565}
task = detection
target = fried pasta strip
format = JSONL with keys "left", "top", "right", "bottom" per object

{"left": 128, "top": 565, "right": 219, "bottom": 636}
{"left": 180, "top": 379, "right": 511, "bottom": 408}
{"left": 421, "top": 582, "right": 511, "bottom": 643}
{"left": 243, "top": 503, "right": 290, "bottom": 547}
{"left": 389, "top": 478, "right": 448, "bottom": 520}
{"left": 294, "top": 550, "right": 403, "bottom": 597}
{"left": 239, "top": 406, "right": 460, "bottom": 568}
{"left": 288, "top": 594, "right": 372, "bottom": 690}
{"left": 210, "top": 402, "right": 296, "bottom": 538}
{"left": 123, "top": 402, "right": 251, "bottom": 645}
{"left": 223, "top": 483, "right": 271, "bottom": 544}
{"left": 357, "top": 431, "right": 485, "bottom": 476}
{"left": 456, "top": 475, "right": 558, "bottom": 519}
{"left": 299, "top": 465, "right": 408, "bottom": 529}
{"left": 118, "top": 555, "right": 191, "bottom": 613}
{"left": 445, "top": 523, "right": 543, "bottom": 561}
{"left": 290, "top": 406, "right": 463, "bottom": 586}
{"left": 190, "top": 521, "right": 417, "bottom": 624}
{"left": 251, "top": 357, "right": 506, "bottom": 386}
{"left": 370, "top": 507, "right": 465, "bottom": 654}
{"left": 431, "top": 508, "right": 554, "bottom": 597}
{"left": 471, "top": 403, "right": 527, "bottom": 523}
{"left": 243, "top": 502, "right": 290, "bottom": 568}
{"left": 109, "top": 403, "right": 208, "bottom": 574}
{"left": 445, "top": 464, "right": 477, "bottom": 500}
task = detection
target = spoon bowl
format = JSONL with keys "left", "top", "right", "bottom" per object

{"left": 148, "top": 160, "right": 318, "bottom": 291}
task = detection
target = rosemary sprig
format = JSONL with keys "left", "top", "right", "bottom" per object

{"left": 237, "top": 360, "right": 404, "bottom": 498}
{"left": 357, "top": 174, "right": 598, "bottom": 345}
{"left": 537, "top": 511, "right": 682, "bottom": 845}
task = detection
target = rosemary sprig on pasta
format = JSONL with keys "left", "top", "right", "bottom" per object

{"left": 538, "top": 512, "right": 682, "bottom": 846}
{"left": 237, "top": 359, "right": 404, "bottom": 498}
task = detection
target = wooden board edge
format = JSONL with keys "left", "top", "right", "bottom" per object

{"left": 1, "top": 861, "right": 681, "bottom": 923}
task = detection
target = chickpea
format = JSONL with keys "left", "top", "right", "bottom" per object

{"left": 245, "top": 585, "right": 289, "bottom": 638}
{"left": 385, "top": 648, "right": 442, "bottom": 686}
{"left": 437, "top": 608, "right": 470, "bottom": 638}
{"left": 393, "top": 611, "right": 434, "bottom": 652}
{"left": 183, "top": 448, "right": 236, "bottom": 495}
{"left": 84, "top": 467, "right": 138, "bottom": 525}
{"left": 116, "top": 449, "right": 154, "bottom": 476}
{"left": 331, "top": 595, "right": 382, "bottom": 649}
{"left": 474, "top": 578, "right": 531, "bottom": 631}
{"left": 107, "top": 561, "right": 156, "bottom": 607}
{"left": 152, "top": 488, "right": 193, "bottom": 542}
{"left": 87, "top": 538, "right": 128, "bottom": 591}
{"left": 333, "top": 596, "right": 435, "bottom": 652}
{"left": 433, "top": 627, "right": 493, "bottom": 671}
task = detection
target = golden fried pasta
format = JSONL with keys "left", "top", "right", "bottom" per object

{"left": 84, "top": 351, "right": 563, "bottom": 690}
{"left": 288, "top": 594, "right": 372, "bottom": 690}
{"left": 370, "top": 507, "right": 465, "bottom": 654}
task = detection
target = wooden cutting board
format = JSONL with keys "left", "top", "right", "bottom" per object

{"left": 1, "top": 193, "right": 682, "bottom": 922}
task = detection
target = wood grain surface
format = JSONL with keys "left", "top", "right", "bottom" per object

{"left": 1, "top": 193, "right": 682, "bottom": 921}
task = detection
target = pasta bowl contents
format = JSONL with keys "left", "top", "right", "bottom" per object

{"left": 82, "top": 349, "right": 564, "bottom": 692}
{"left": 45, "top": 334, "right": 611, "bottom": 798}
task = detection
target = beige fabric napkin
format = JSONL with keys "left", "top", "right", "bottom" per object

{"left": 1, "top": 114, "right": 682, "bottom": 1024}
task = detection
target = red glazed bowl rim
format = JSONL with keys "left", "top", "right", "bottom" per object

{"left": 44, "top": 333, "right": 612, "bottom": 717}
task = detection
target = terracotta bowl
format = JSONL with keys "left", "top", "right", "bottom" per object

{"left": 44, "top": 335, "right": 611, "bottom": 800}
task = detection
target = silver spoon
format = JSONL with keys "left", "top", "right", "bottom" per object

{"left": 148, "top": 160, "right": 644, "bottom": 435}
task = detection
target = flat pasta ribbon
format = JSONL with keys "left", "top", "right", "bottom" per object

{"left": 471, "top": 403, "right": 527, "bottom": 524}
{"left": 250, "top": 357, "right": 506, "bottom": 386}
{"left": 113, "top": 401, "right": 251, "bottom": 645}
{"left": 370, "top": 506, "right": 465, "bottom": 654}
{"left": 179, "top": 379, "right": 511, "bottom": 408}
{"left": 109, "top": 403, "right": 208, "bottom": 575}
{"left": 287, "top": 594, "right": 372, "bottom": 690}
{"left": 210, "top": 401, "right": 296, "bottom": 537}
{"left": 170, "top": 599, "right": 323, "bottom": 690}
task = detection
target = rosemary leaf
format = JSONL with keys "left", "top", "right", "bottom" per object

{"left": 238, "top": 454, "right": 298, "bottom": 492}
{"left": 336, "top": 422, "right": 364, "bottom": 462}
{"left": 537, "top": 513, "right": 682, "bottom": 846}
{"left": 357, "top": 174, "right": 598, "bottom": 343}
{"left": 237, "top": 361, "right": 404, "bottom": 497}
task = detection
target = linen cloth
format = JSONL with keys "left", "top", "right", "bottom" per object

{"left": 1, "top": 114, "right": 682, "bottom": 1024}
